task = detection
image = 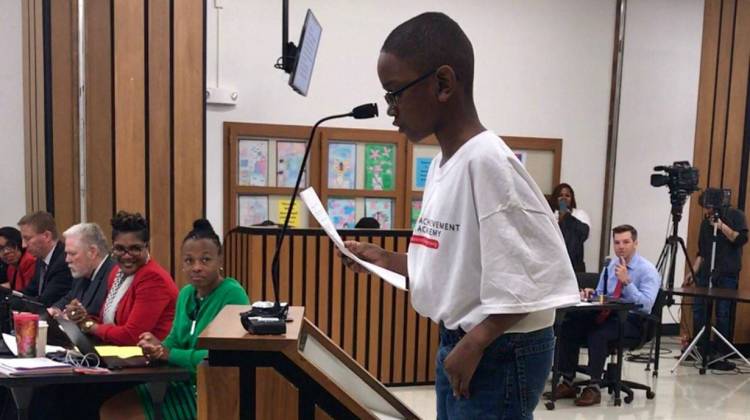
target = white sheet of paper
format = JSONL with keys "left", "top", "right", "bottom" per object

{"left": 299, "top": 187, "right": 408, "bottom": 291}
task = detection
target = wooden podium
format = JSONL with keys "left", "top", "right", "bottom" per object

{"left": 197, "top": 306, "right": 419, "bottom": 419}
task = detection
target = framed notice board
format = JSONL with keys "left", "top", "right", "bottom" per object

{"left": 319, "top": 127, "right": 406, "bottom": 229}
{"left": 225, "top": 123, "right": 322, "bottom": 232}
{"left": 225, "top": 122, "right": 561, "bottom": 232}
{"left": 403, "top": 135, "right": 562, "bottom": 227}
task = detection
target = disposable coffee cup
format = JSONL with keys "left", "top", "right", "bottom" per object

{"left": 13, "top": 312, "right": 39, "bottom": 358}
{"left": 36, "top": 321, "right": 48, "bottom": 357}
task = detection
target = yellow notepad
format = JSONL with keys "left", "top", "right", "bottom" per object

{"left": 95, "top": 346, "right": 143, "bottom": 358}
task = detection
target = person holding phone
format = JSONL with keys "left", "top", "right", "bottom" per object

{"left": 554, "top": 225, "right": 660, "bottom": 406}
{"left": 550, "top": 183, "right": 590, "bottom": 272}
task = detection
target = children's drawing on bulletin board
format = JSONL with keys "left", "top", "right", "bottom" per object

{"left": 365, "top": 198, "right": 393, "bottom": 229}
{"left": 277, "top": 141, "right": 306, "bottom": 187}
{"left": 415, "top": 157, "right": 431, "bottom": 189}
{"left": 327, "top": 198, "right": 356, "bottom": 228}
{"left": 364, "top": 144, "right": 395, "bottom": 190}
{"left": 238, "top": 196, "right": 268, "bottom": 226}
{"left": 238, "top": 139, "right": 268, "bottom": 186}
{"left": 327, "top": 143, "right": 356, "bottom": 189}
{"left": 513, "top": 150, "right": 527, "bottom": 166}
{"left": 410, "top": 199, "right": 422, "bottom": 228}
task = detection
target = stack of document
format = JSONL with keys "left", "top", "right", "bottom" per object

{"left": 0, "top": 357, "right": 73, "bottom": 376}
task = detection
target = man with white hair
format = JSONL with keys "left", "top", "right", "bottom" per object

{"left": 47, "top": 223, "right": 115, "bottom": 319}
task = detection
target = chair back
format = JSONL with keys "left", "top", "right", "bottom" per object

{"left": 632, "top": 288, "right": 665, "bottom": 349}
{"left": 575, "top": 272, "right": 600, "bottom": 290}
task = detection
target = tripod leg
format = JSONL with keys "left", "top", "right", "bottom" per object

{"left": 652, "top": 318, "right": 662, "bottom": 376}
{"left": 655, "top": 239, "right": 671, "bottom": 274}
{"left": 671, "top": 326, "right": 706, "bottom": 373}
{"left": 676, "top": 237, "right": 696, "bottom": 281}
{"left": 709, "top": 327, "right": 750, "bottom": 367}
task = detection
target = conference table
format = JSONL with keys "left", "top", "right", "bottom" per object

{"left": 0, "top": 365, "right": 191, "bottom": 420}
{"left": 663, "top": 286, "right": 750, "bottom": 374}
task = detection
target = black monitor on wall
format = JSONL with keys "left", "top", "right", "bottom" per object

{"left": 288, "top": 9, "right": 322, "bottom": 96}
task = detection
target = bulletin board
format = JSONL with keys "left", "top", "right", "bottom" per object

{"left": 403, "top": 135, "right": 562, "bottom": 227}
{"left": 224, "top": 122, "right": 562, "bottom": 232}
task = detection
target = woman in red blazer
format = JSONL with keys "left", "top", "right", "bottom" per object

{"left": 0, "top": 226, "right": 36, "bottom": 291}
{"left": 68, "top": 212, "right": 177, "bottom": 345}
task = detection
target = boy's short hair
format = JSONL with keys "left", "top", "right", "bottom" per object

{"left": 381, "top": 12, "right": 475, "bottom": 97}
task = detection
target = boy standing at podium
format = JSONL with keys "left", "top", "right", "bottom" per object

{"left": 342, "top": 12, "right": 579, "bottom": 419}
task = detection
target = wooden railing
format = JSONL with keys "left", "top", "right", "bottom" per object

{"left": 223, "top": 227, "right": 438, "bottom": 386}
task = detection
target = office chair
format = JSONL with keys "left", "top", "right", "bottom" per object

{"left": 574, "top": 289, "right": 663, "bottom": 404}
{"left": 575, "top": 272, "right": 600, "bottom": 290}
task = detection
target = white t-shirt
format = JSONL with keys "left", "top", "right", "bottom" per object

{"left": 407, "top": 131, "right": 580, "bottom": 333}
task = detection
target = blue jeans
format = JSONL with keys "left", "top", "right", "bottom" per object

{"left": 692, "top": 274, "right": 738, "bottom": 342}
{"left": 436, "top": 325, "right": 554, "bottom": 420}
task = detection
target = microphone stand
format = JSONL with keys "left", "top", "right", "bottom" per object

{"left": 241, "top": 103, "right": 378, "bottom": 334}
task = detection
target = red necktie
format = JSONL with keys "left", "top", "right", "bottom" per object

{"left": 595, "top": 277, "right": 623, "bottom": 324}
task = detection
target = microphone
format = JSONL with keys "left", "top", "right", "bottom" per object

{"left": 241, "top": 103, "right": 379, "bottom": 335}
{"left": 351, "top": 103, "right": 378, "bottom": 119}
{"left": 0, "top": 287, "right": 24, "bottom": 299}
{"left": 601, "top": 257, "right": 612, "bottom": 299}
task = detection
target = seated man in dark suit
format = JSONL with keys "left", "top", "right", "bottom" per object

{"left": 47, "top": 223, "right": 115, "bottom": 319}
{"left": 17, "top": 211, "right": 73, "bottom": 307}
{"left": 553, "top": 224, "right": 660, "bottom": 406}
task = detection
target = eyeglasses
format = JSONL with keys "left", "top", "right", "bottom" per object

{"left": 383, "top": 69, "right": 437, "bottom": 108}
{"left": 111, "top": 244, "right": 147, "bottom": 257}
{"left": 0, "top": 245, "right": 16, "bottom": 254}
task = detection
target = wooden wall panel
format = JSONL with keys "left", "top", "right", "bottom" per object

{"left": 724, "top": 0, "right": 750, "bottom": 198}
{"left": 26, "top": 0, "right": 205, "bottom": 281}
{"left": 50, "top": 0, "right": 79, "bottom": 229}
{"left": 708, "top": 0, "right": 736, "bottom": 188}
{"left": 197, "top": 364, "right": 239, "bottom": 420}
{"left": 685, "top": 0, "right": 750, "bottom": 343}
{"left": 172, "top": 0, "right": 205, "bottom": 287}
{"left": 732, "top": 0, "right": 750, "bottom": 342}
{"left": 686, "top": 0, "right": 723, "bottom": 269}
{"left": 85, "top": 0, "right": 113, "bottom": 238}
{"left": 314, "top": 406, "right": 334, "bottom": 420}
{"left": 22, "top": 0, "right": 46, "bottom": 213}
{"left": 256, "top": 368, "right": 299, "bottom": 420}
{"left": 148, "top": 0, "right": 173, "bottom": 273}
{"left": 113, "top": 0, "right": 146, "bottom": 214}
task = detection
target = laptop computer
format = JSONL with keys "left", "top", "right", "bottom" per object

{"left": 56, "top": 318, "right": 149, "bottom": 369}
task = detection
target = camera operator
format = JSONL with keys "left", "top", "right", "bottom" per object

{"left": 686, "top": 189, "right": 748, "bottom": 354}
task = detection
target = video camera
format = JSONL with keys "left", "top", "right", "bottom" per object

{"left": 650, "top": 161, "right": 700, "bottom": 218}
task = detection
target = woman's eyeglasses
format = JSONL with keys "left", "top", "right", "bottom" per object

{"left": 111, "top": 244, "right": 147, "bottom": 257}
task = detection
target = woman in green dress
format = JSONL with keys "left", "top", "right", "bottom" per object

{"left": 100, "top": 219, "right": 249, "bottom": 420}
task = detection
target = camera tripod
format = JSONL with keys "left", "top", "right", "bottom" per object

{"left": 648, "top": 212, "right": 693, "bottom": 376}
{"left": 670, "top": 212, "right": 750, "bottom": 373}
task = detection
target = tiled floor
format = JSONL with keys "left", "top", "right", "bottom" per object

{"left": 389, "top": 338, "right": 750, "bottom": 419}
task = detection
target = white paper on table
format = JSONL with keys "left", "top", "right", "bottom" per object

{"left": 299, "top": 187, "right": 408, "bottom": 291}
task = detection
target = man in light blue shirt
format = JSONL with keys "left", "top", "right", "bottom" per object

{"left": 552, "top": 224, "right": 661, "bottom": 407}
{"left": 594, "top": 247, "right": 661, "bottom": 315}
